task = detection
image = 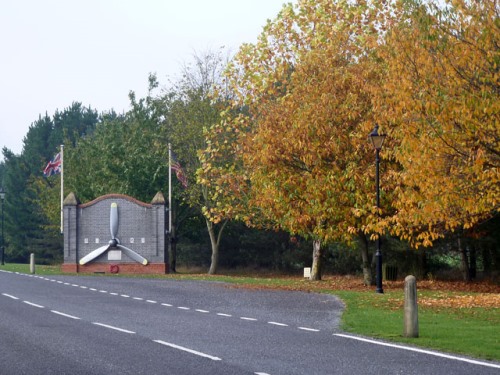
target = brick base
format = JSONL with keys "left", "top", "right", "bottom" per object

{"left": 62, "top": 263, "right": 168, "bottom": 275}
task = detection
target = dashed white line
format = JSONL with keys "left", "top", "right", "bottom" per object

{"left": 146, "top": 300, "right": 157, "bottom": 304}
{"left": 195, "top": 309, "right": 210, "bottom": 313}
{"left": 178, "top": 306, "right": 190, "bottom": 310}
{"left": 268, "top": 322, "right": 288, "bottom": 327}
{"left": 153, "top": 340, "right": 221, "bottom": 361}
{"left": 80, "top": 286, "right": 88, "bottom": 289}
{"left": 109, "top": 292, "right": 119, "bottom": 296}
{"left": 51, "top": 310, "right": 80, "bottom": 320}
{"left": 89, "top": 288, "right": 97, "bottom": 291}
{"left": 57, "top": 281, "right": 64, "bottom": 284}
{"left": 217, "top": 313, "right": 232, "bottom": 317}
{"left": 99, "top": 290, "right": 108, "bottom": 293}
{"left": 121, "top": 294, "right": 130, "bottom": 298}
{"left": 93, "top": 322, "right": 135, "bottom": 334}
{"left": 298, "top": 327, "right": 320, "bottom": 332}
{"left": 71, "top": 284, "right": 79, "bottom": 287}
{"left": 240, "top": 317, "right": 258, "bottom": 321}
{"left": 133, "top": 297, "right": 144, "bottom": 301}
{"left": 255, "top": 373, "right": 271, "bottom": 375}
{"left": 2, "top": 293, "right": 19, "bottom": 300}
{"left": 161, "top": 303, "right": 173, "bottom": 307}
{"left": 23, "top": 301, "right": 44, "bottom": 308}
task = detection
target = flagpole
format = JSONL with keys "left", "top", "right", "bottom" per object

{"left": 168, "top": 143, "right": 172, "bottom": 235}
{"left": 60, "top": 144, "right": 64, "bottom": 234}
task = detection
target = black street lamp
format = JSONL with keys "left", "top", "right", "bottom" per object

{"left": 0, "top": 187, "right": 5, "bottom": 266}
{"left": 369, "top": 125, "right": 386, "bottom": 294}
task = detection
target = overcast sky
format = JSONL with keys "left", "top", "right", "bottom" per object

{"left": 0, "top": 0, "right": 290, "bottom": 159}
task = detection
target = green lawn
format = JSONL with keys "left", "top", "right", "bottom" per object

{"left": 1, "top": 263, "right": 498, "bottom": 361}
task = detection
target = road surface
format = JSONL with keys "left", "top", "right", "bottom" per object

{"left": 0, "top": 270, "right": 498, "bottom": 374}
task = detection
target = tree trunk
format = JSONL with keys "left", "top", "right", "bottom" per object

{"left": 206, "top": 218, "right": 228, "bottom": 275}
{"left": 310, "top": 240, "right": 323, "bottom": 281}
{"left": 359, "top": 234, "right": 373, "bottom": 286}
{"left": 469, "top": 245, "right": 477, "bottom": 280}
{"left": 458, "top": 237, "right": 471, "bottom": 282}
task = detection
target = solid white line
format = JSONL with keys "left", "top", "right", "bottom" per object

{"left": 23, "top": 301, "right": 44, "bottom": 308}
{"left": 146, "top": 300, "right": 157, "bottom": 304}
{"left": 268, "top": 322, "right": 288, "bottom": 327}
{"left": 153, "top": 340, "right": 221, "bottom": 361}
{"left": 2, "top": 293, "right": 19, "bottom": 300}
{"left": 196, "top": 309, "right": 210, "bottom": 313}
{"left": 93, "top": 322, "right": 135, "bottom": 334}
{"left": 240, "top": 317, "right": 258, "bottom": 321}
{"left": 51, "top": 310, "right": 80, "bottom": 320}
{"left": 217, "top": 313, "right": 232, "bottom": 317}
{"left": 334, "top": 334, "right": 500, "bottom": 369}
{"left": 298, "top": 327, "right": 320, "bottom": 332}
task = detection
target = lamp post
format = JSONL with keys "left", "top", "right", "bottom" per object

{"left": 0, "top": 187, "right": 5, "bottom": 266}
{"left": 369, "top": 125, "right": 386, "bottom": 294}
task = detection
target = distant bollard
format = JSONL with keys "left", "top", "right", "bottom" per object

{"left": 404, "top": 275, "right": 419, "bottom": 338}
{"left": 30, "top": 253, "right": 35, "bottom": 274}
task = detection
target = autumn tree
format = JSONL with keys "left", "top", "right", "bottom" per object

{"left": 200, "top": 0, "right": 397, "bottom": 282}
{"left": 373, "top": 0, "right": 500, "bottom": 253}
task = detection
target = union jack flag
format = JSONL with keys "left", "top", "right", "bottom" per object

{"left": 171, "top": 152, "right": 188, "bottom": 188}
{"left": 43, "top": 152, "right": 62, "bottom": 177}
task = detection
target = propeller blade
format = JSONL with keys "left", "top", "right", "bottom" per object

{"left": 110, "top": 203, "right": 119, "bottom": 239}
{"left": 117, "top": 244, "right": 148, "bottom": 265}
{"left": 79, "top": 244, "right": 111, "bottom": 265}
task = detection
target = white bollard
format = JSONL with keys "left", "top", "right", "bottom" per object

{"left": 404, "top": 275, "right": 419, "bottom": 338}
{"left": 30, "top": 253, "right": 35, "bottom": 274}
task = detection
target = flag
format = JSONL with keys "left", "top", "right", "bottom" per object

{"left": 170, "top": 152, "right": 188, "bottom": 188}
{"left": 43, "top": 152, "right": 62, "bottom": 177}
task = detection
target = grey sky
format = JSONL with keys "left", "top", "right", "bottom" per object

{"left": 0, "top": 0, "right": 289, "bottom": 158}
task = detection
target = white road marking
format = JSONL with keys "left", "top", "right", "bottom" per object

{"left": 255, "top": 373, "right": 271, "bottom": 375}
{"left": 268, "top": 322, "right": 288, "bottom": 327}
{"left": 71, "top": 284, "right": 79, "bottom": 287}
{"left": 63, "top": 283, "right": 70, "bottom": 285}
{"left": 51, "top": 310, "right": 80, "bottom": 320}
{"left": 2, "top": 293, "right": 19, "bottom": 300}
{"left": 298, "top": 327, "right": 320, "bottom": 332}
{"left": 178, "top": 306, "right": 190, "bottom": 310}
{"left": 99, "top": 290, "right": 108, "bottom": 293}
{"left": 110, "top": 292, "right": 119, "bottom": 296}
{"left": 217, "top": 313, "right": 232, "bottom": 317}
{"left": 196, "top": 309, "right": 210, "bottom": 313}
{"left": 334, "top": 334, "right": 500, "bottom": 369}
{"left": 133, "top": 297, "right": 144, "bottom": 301}
{"left": 146, "top": 300, "right": 157, "bottom": 304}
{"left": 23, "top": 301, "right": 44, "bottom": 308}
{"left": 57, "top": 281, "right": 64, "bottom": 284}
{"left": 153, "top": 340, "right": 221, "bottom": 361}
{"left": 161, "top": 303, "right": 173, "bottom": 307}
{"left": 240, "top": 317, "right": 258, "bottom": 321}
{"left": 121, "top": 294, "right": 130, "bottom": 298}
{"left": 80, "top": 286, "right": 88, "bottom": 289}
{"left": 89, "top": 288, "right": 97, "bottom": 291}
{"left": 93, "top": 322, "right": 135, "bottom": 334}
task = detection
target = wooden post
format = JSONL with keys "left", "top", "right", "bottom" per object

{"left": 404, "top": 275, "right": 419, "bottom": 337}
{"left": 30, "top": 253, "right": 35, "bottom": 274}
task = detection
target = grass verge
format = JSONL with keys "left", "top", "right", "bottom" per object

{"left": 1, "top": 263, "right": 498, "bottom": 361}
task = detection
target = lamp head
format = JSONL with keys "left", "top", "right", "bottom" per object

{"left": 369, "top": 125, "right": 386, "bottom": 150}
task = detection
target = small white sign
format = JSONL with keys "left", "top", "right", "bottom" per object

{"left": 95, "top": 238, "right": 100, "bottom": 244}
{"left": 108, "top": 250, "right": 122, "bottom": 261}
{"left": 84, "top": 238, "right": 89, "bottom": 244}
{"left": 130, "top": 238, "right": 135, "bottom": 244}
{"left": 303, "top": 267, "right": 311, "bottom": 278}
{"left": 141, "top": 238, "right": 145, "bottom": 244}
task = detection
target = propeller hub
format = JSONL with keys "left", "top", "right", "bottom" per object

{"left": 109, "top": 238, "right": 119, "bottom": 247}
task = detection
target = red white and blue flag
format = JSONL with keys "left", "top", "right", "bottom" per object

{"left": 43, "top": 152, "right": 62, "bottom": 177}
{"left": 171, "top": 152, "right": 188, "bottom": 188}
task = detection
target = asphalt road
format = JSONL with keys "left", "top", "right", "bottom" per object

{"left": 0, "top": 270, "right": 498, "bottom": 375}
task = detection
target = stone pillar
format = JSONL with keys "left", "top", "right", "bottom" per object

{"left": 62, "top": 192, "right": 79, "bottom": 273}
{"left": 404, "top": 275, "right": 419, "bottom": 338}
